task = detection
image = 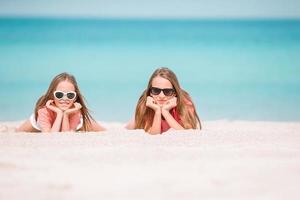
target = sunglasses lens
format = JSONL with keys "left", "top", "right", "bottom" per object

{"left": 163, "top": 89, "right": 175, "bottom": 96}
{"left": 67, "top": 92, "right": 76, "bottom": 100}
{"left": 54, "top": 92, "right": 64, "bottom": 99}
{"left": 150, "top": 87, "right": 161, "bottom": 95}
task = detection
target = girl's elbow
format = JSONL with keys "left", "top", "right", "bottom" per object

{"left": 147, "top": 129, "right": 161, "bottom": 135}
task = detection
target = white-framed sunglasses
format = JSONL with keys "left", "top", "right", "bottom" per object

{"left": 53, "top": 91, "right": 77, "bottom": 100}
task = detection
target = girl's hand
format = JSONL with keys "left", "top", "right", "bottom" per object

{"left": 46, "top": 100, "right": 63, "bottom": 114}
{"left": 162, "top": 97, "right": 177, "bottom": 111}
{"left": 64, "top": 102, "right": 82, "bottom": 115}
{"left": 146, "top": 96, "right": 160, "bottom": 112}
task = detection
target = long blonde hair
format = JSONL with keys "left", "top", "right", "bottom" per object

{"left": 34, "top": 72, "right": 94, "bottom": 131}
{"left": 134, "top": 67, "right": 201, "bottom": 131}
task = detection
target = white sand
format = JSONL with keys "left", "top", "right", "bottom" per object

{"left": 1, "top": 120, "right": 300, "bottom": 200}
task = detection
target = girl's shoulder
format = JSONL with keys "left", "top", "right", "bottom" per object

{"left": 38, "top": 107, "right": 51, "bottom": 114}
{"left": 183, "top": 98, "right": 193, "bottom": 106}
{"left": 37, "top": 107, "right": 55, "bottom": 119}
{"left": 182, "top": 94, "right": 195, "bottom": 113}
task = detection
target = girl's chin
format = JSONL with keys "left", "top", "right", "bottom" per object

{"left": 58, "top": 105, "right": 71, "bottom": 111}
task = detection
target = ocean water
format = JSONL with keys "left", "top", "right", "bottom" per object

{"left": 0, "top": 18, "right": 300, "bottom": 122}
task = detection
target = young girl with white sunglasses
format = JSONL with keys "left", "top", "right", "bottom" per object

{"left": 17, "top": 72, "right": 105, "bottom": 132}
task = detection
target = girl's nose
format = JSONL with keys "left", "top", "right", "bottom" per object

{"left": 158, "top": 91, "right": 165, "bottom": 97}
{"left": 62, "top": 95, "right": 68, "bottom": 100}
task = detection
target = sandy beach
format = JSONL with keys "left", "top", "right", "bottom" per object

{"left": 1, "top": 120, "right": 300, "bottom": 199}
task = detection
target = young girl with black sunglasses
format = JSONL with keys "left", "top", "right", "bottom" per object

{"left": 17, "top": 72, "right": 105, "bottom": 132}
{"left": 126, "top": 67, "right": 201, "bottom": 134}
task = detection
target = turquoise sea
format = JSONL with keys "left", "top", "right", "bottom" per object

{"left": 0, "top": 18, "right": 299, "bottom": 122}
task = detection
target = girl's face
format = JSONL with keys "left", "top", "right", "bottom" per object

{"left": 53, "top": 80, "right": 76, "bottom": 111}
{"left": 150, "top": 76, "right": 175, "bottom": 106}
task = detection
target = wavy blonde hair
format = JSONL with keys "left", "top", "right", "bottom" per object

{"left": 134, "top": 67, "right": 201, "bottom": 131}
{"left": 34, "top": 72, "right": 94, "bottom": 131}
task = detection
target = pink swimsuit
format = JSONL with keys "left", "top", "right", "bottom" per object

{"left": 37, "top": 107, "right": 81, "bottom": 131}
{"left": 160, "top": 99, "right": 195, "bottom": 133}
{"left": 161, "top": 108, "right": 182, "bottom": 133}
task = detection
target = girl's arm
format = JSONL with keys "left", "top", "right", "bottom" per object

{"left": 50, "top": 112, "right": 63, "bottom": 132}
{"left": 148, "top": 109, "right": 162, "bottom": 134}
{"left": 161, "top": 109, "right": 184, "bottom": 130}
{"left": 162, "top": 97, "right": 184, "bottom": 130}
{"left": 61, "top": 102, "right": 82, "bottom": 132}
{"left": 39, "top": 100, "right": 63, "bottom": 132}
{"left": 146, "top": 96, "right": 161, "bottom": 135}
{"left": 61, "top": 113, "right": 71, "bottom": 132}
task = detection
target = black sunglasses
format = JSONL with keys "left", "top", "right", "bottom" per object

{"left": 53, "top": 91, "right": 77, "bottom": 100}
{"left": 150, "top": 87, "right": 175, "bottom": 96}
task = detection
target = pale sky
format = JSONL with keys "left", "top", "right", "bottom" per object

{"left": 0, "top": 0, "right": 299, "bottom": 18}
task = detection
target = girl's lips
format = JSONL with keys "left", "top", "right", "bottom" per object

{"left": 157, "top": 100, "right": 166, "bottom": 104}
{"left": 59, "top": 102, "right": 70, "bottom": 106}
